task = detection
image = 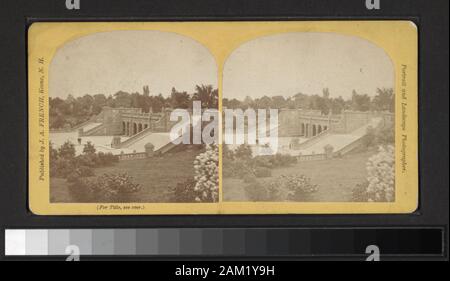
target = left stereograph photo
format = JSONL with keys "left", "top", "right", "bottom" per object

{"left": 46, "top": 30, "right": 219, "bottom": 203}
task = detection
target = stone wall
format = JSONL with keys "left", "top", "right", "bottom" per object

{"left": 333, "top": 111, "right": 394, "bottom": 133}
{"left": 278, "top": 110, "right": 302, "bottom": 137}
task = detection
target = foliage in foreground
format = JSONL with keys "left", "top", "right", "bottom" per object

{"left": 68, "top": 173, "right": 141, "bottom": 203}
{"left": 352, "top": 145, "right": 395, "bottom": 202}
{"left": 170, "top": 145, "right": 219, "bottom": 203}
{"left": 223, "top": 144, "right": 297, "bottom": 179}
{"left": 50, "top": 141, "right": 119, "bottom": 179}
{"left": 245, "top": 174, "right": 317, "bottom": 202}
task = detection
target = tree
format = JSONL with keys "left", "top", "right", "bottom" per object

{"left": 350, "top": 90, "right": 371, "bottom": 111}
{"left": 293, "top": 93, "right": 308, "bottom": 109}
{"left": 330, "top": 96, "right": 346, "bottom": 114}
{"left": 83, "top": 141, "right": 96, "bottom": 154}
{"left": 192, "top": 84, "right": 218, "bottom": 108}
{"left": 270, "top": 95, "right": 286, "bottom": 109}
{"left": 322, "top": 88, "right": 330, "bottom": 99}
{"left": 243, "top": 96, "right": 254, "bottom": 108}
{"left": 310, "top": 94, "right": 328, "bottom": 115}
{"left": 255, "top": 95, "right": 272, "bottom": 109}
{"left": 58, "top": 141, "right": 76, "bottom": 159}
{"left": 222, "top": 144, "right": 235, "bottom": 160}
{"left": 143, "top": 85, "right": 150, "bottom": 97}
{"left": 170, "top": 87, "right": 191, "bottom": 109}
{"left": 376, "top": 123, "right": 395, "bottom": 145}
{"left": 49, "top": 141, "right": 58, "bottom": 162}
{"left": 92, "top": 94, "right": 107, "bottom": 115}
{"left": 151, "top": 94, "right": 166, "bottom": 112}
{"left": 114, "top": 91, "right": 132, "bottom": 107}
{"left": 372, "top": 88, "right": 394, "bottom": 112}
{"left": 235, "top": 144, "right": 253, "bottom": 160}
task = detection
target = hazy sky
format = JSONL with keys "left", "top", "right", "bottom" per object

{"left": 50, "top": 30, "right": 217, "bottom": 98}
{"left": 223, "top": 32, "right": 394, "bottom": 100}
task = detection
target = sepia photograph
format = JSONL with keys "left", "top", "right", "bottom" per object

{"left": 222, "top": 33, "right": 395, "bottom": 202}
{"left": 28, "top": 21, "right": 418, "bottom": 214}
{"left": 47, "top": 30, "right": 219, "bottom": 203}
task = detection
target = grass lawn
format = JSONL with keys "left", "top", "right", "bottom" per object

{"left": 223, "top": 149, "right": 377, "bottom": 202}
{"left": 50, "top": 146, "right": 203, "bottom": 203}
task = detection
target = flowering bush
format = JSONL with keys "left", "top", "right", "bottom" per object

{"left": 366, "top": 145, "right": 395, "bottom": 202}
{"left": 352, "top": 181, "right": 370, "bottom": 202}
{"left": 68, "top": 172, "right": 141, "bottom": 202}
{"left": 193, "top": 145, "right": 219, "bottom": 202}
{"left": 280, "top": 175, "right": 318, "bottom": 201}
{"left": 171, "top": 179, "right": 197, "bottom": 202}
{"left": 245, "top": 174, "right": 317, "bottom": 202}
{"left": 66, "top": 166, "right": 94, "bottom": 183}
{"left": 90, "top": 173, "right": 141, "bottom": 200}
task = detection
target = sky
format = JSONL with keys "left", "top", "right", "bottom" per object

{"left": 50, "top": 30, "right": 394, "bottom": 101}
{"left": 49, "top": 30, "right": 217, "bottom": 98}
{"left": 223, "top": 32, "right": 394, "bottom": 100}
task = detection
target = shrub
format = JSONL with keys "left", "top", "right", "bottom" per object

{"left": 83, "top": 141, "right": 96, "bottom": 154}
{"left": 90, "top": 173, "right": 141, "bottom": 202}
{"left": 52, "top": 158, "right": 75, "bottom": 178}
{"left": 51, "top": 142, "right": 120, "bottom": 180}
{"left": 283, "top": 175, "right": 318, "bottom": 201}
{"left": 193, "top": 145, "right": 219, "bottom": 202}
{"left": 49, "top": 141, "right": 58, "bottom": 162}
{"left": 68, "top": 172, "right": 140, "bottom": 203}
{"left": 76, "top": 153, "right": 98, "bottom": 168}
{"left": 267, "top": 154, "right": 297, "bottom": 167}
{"left": 376, "top": 124, "right": 395, "bottom": 145}
{"left": 352, "top": 181, "right": 369, "bottom": 202}
{"left": 235, "top": 144, "right": 253, "bottom": 160}
{"left": 58, "top": 141, "right": 76, "bottom": 159}
{"left": 222, "top": 144, "right": 235, "bottom": 160}
{"left": 249, "top": 153, "right": 297, "bottom": 168}
{"left": 66, "top": 166, "right": 94, "bottom": 183}
{"left": 252, "top": 156, "right": 273, "bottom": 168}
{"left": 223, "top": 148, "right": 296, "bottom": 179}
{"left": 223, "top": 158, "right": 254, "bottom": 179}
{"left": 366, "top": 145, "right": 395, "bottom": 202}
{"left": 171, "top": 179, "right": 198, "bottom": 203}
{"left": 97, "top": 152, "right": 119, "bottom": 166}
{"left": 244, "top": 174, "right": 317, "bottom": 202}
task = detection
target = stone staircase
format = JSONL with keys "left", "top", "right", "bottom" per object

{"left": 295, "top": 117, "right": 383, "bottom": 156}
{"left": 117, "top": 127, "right": 153, "bottom": 148}
{"left": 80, "top": 122, "right": 105, "bottom": 136}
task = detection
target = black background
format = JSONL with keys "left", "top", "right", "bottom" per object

{"left": 0, "top": 0, "right": 448, "bottom": 261}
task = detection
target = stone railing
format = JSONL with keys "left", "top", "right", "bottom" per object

{"left": 117, "top": 152, "right": 147, "bottom": 161}
{"left": 121, "top": 113, "right": 151, "bottom": 119}
{"left": 296, "top": 153, "right": 326, "bottom": 162}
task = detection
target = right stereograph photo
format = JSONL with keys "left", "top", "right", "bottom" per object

{"left": 222, "top": 32, "right": 395, "bottom": 203}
